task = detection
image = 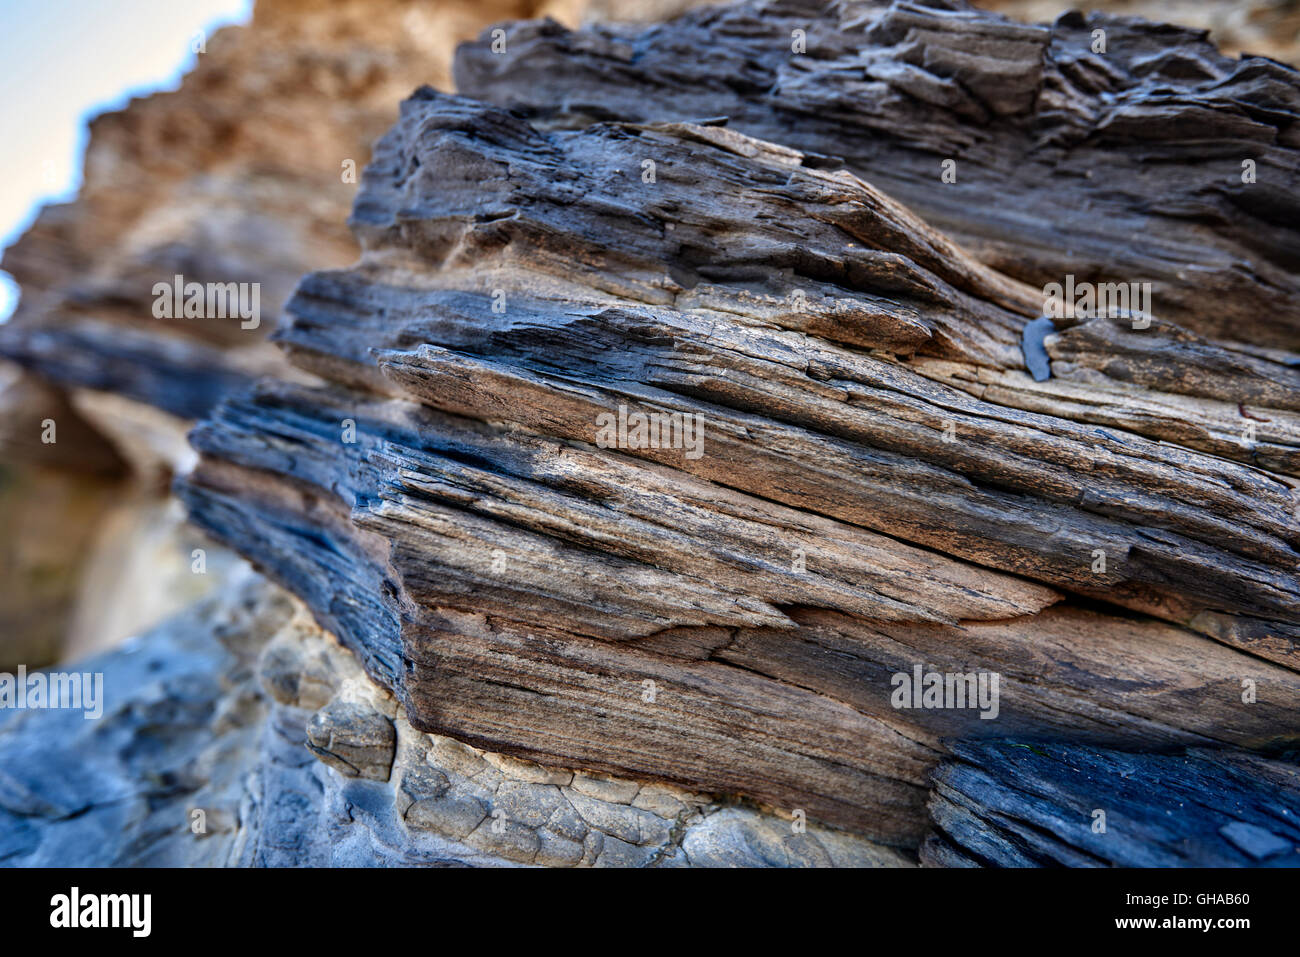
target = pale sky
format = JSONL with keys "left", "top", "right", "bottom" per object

{"left": 0, "top": 0, "right": 254, "bottom": 320}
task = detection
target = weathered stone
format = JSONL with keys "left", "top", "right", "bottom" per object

{"left": 546, "top": 803, "right": 591, "bottom": 844}
{"left": 305, "top": 700, "right": 396, "bottom": 781}
{"left": 6, "top": 0, "right": 1299, "bottom": 871}
{"left": 570, "top": 772, "right": 641, "bottom": 806}
{"left": 594, "top": 835, "right": 658, "bottom": 868}
{"left": 427, "top": 736, "right": 488, "bottom": 779}
{"left": 535, "top": 829, "right": 585, "bottom": 868}
{"left": 481, "top": 750, "right": 573, "bottom": 786}
{"left": 177, "top": 8, "right": 1300, "bottom": 843}
{"left": 404, "top": 795, "right": 488, "bottom": 840}
{"left": 566, "top": 791, "right": 672, "bottom": 847}
{"left": 681, "top": 808, "right": 913, "bottom": 868}
{"left": 922, "top": 742, "right": 1300, "bottom": 868}
{"left": 466, "top": 815, "right": 542, "bottom": 864}
{"left": 493, "top": 781, "right": 567, "bottom": 830}
{"left": 632, "top": 784, "right": 695, "bottom": 820}
{"left": 396, "top": 766, "right": 451, "bottom": 817}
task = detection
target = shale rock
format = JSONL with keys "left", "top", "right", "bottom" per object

{"left": 181, "top": 66, "right": 1300, "bottom": 842}
{"left": 0, "top": 0, "right": 583, "bottom": 419}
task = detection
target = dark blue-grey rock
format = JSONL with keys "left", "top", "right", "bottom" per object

{"left": 1020, "top": 316, "right": 1056, "bottom": 381}
{"left": 922, "top": 741, "right": 1300, "bottom": 867}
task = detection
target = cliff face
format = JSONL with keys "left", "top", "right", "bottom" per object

{"left": 2, "top": 0, "right": 1300, "bottom": 868}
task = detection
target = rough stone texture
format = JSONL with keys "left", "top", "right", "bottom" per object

{"left": 0, "top": 569, "right": 294, "bottom": 866}
{"left": 178, "top": 2, "right": 1300, "bottom": 847}
{"left": 455, "top": 0, "right": 1300, "bottom": 350}
{"left": 6, "top": 570, "right": 1295, "bottom": 867}
{"left": 922, "top": 740, "right": 1300, "bottom": 867}
{"left": 0, "top": 0, "right": 634, "bottom": 671}
{"left": 0, "top": 0, "right": 725, "bottom": 675}
{"left": 3, "top": 0, "right": 1300, "bottom": 866}
{"left": 980, "top": 0, "right": 1300, "bottom": 65}
{"left": 0, "top": 570, "right": 908, "bottom": 867}
{"left": 0, "top": 0, "right": 695, "bottom": 421}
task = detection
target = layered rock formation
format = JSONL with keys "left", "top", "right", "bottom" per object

{"left": 0, "top": 0, "right": 637, "bottom": 665}
{"left": 983, "top": 0, "right": 1300, "bottom": 65}
{"left": 0, "top": 0, "right": 569, "bottom": 419}
{"left": 2, "top": 571, "right": 906, "bottom": 867}
{"left": 177, "top": 1, "right": 1300, "bottom": 852}
{"left": 3, "top": 0, "right": 1300, "bottom": 866}
{"left": 455, "top": 0, "right": 1300, "bottom": 350}
{"left": 923, "top": 741, "right": 1300, "bottom": 867}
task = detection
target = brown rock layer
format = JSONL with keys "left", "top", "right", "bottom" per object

{"left": 178, "top": 1, "right": 1300, "bottom": 847}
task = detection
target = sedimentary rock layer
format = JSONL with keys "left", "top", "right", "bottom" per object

{"left": 8, "top": 0, "right": 1299, "bottom": 867}
{"left": 178, "top": 18, "right": 1300, "bottom": 845}
{"left": 922, "top": 740, "right": 1300, "bottom": 867}
{"left": 0, "top": 571, "right": 907, "bottom": 867}
{"left": 0, "top": 0, "right": 563, "bottom": 419}
{"left": 457, "top": 0, "right": 1300, "bottom": 350}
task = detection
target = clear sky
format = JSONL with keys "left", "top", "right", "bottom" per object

{"left": 0, "top": 0, "right": 254, "bottom": 320}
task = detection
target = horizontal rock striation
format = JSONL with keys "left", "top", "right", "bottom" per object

{"left": 0, "top": 0, "right": 1293, "bottom": 863}
{"left": 178, "top": 19, "right": 1300, "bottom": 847}
{"left": 456, "top": 0, "right": 1300, "bottom": 350}
{"left": 1, "top": 571, "right": 907, "bottom": 867}
{"left": 0, "top": 0, "right": 562, "bottom": 419}
{"left": 922, "top": 740, "right": 1300, "bottom": 867}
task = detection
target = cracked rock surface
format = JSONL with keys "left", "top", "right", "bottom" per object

{"left": 1, "top": 570, "right": 908, "bottom": 867}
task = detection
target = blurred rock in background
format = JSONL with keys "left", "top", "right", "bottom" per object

{"left": 978, "top": 0, "right": 1300, "bottom": 64}
{"left": 0, "top": 368, "right": 126, "bottom": 670}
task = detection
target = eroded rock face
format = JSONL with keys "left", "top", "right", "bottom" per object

{"left": 9, "top": 0, "right": 1295, "bottom": 422}
{"left": 179, "top": 67, "right": 1300, "bottom": 843}
{"left": 6, "top": 567, "right": 1295, "bottom": 867}
{"left": 922, "top": 741, "right": 1300, "bottom": 867}
{"left": 0, "top": 0, "right": 629, "bottom": 672}
{"left": 0, "top": 569, "right": 907, "bottom": 867}
{"left": 0, "top": 0, "right": 568, "bottom": 420}
{"left": 455, "top": 0, "right": 1300, "bottom": 350}
{"left": 268, "top": 609, "right": 909, "bottom": 866}
{"left": 4, "top": 0, "right": 1300, "bottom": 866}
{"left": 0, "top": 569, "right": 294, "bottom": 866}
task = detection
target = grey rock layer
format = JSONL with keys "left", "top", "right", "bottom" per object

{"left": 922, "top": 740, "right": 1300, "bottom": 867}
